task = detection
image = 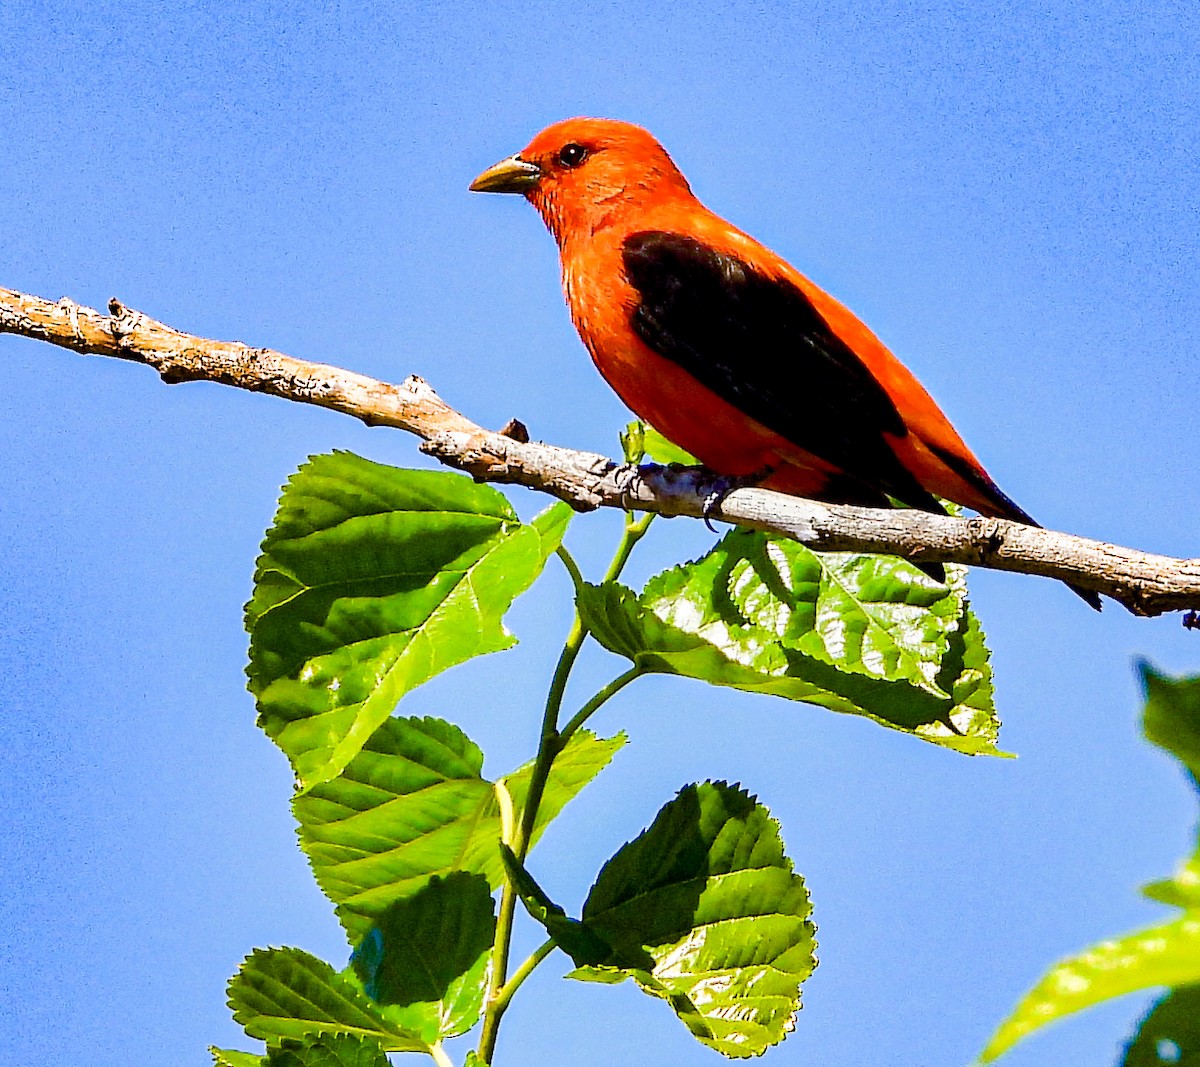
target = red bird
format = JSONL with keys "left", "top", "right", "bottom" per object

{"left": 471, "top": 117, "right": 1099, "bottom": 609}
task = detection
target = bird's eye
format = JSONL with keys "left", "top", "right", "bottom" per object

{"left": 557, "top": 143, "right": 589, "bottom": 168}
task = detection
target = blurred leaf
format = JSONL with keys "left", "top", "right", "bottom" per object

{"left": 578, "top": 529, "right": 1001, "bottom": 754}
{"left": 211, "top": 1050, "right": 265, "bottom": 1067}
{"left": 265, "top": 1035, "right": 390, "bottom": 1067}
{"left": 1140, "top": 667, "right": 1200, "bottom": 907}
{"left": 295, "top": 716, "right": 621, "bottom": 942}
{"left": 642, "top": 424, "right": 698, "bottom": 466}
{"left": 246, "top": 451, "right": 570, "bottom": 789}
{"left": 575, "top": 781, "right": 816, "bottom": 1058}
{"left": 350, "top": 872, "right": 495, "bottom": 1042}
{"left": 227, "top": 947, "right": 427, "bottom": 1053}
{"left": 1121, "top": 984, "right": 1200, "bottom": 1066}
{"left": 981, "top": 667, "right": 1200, "bottom": 1062}
{"left": 1142, "top": 665, "right": 1200, "bottom": 789}
{"left": 1145, "top": 855, "right": 1200, "bottom": 910}
{"left": 979, "top": 915, "right": 1200, "bottom": 1062}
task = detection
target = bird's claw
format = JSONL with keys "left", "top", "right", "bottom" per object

{"left": 700, "top": 466, "right": 774, "bottom": 531}
{"left": 615, "top": 462, "right": 655, "bottom": 510}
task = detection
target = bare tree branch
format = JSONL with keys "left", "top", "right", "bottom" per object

{"left": 3, "top": 285, "right": 1196, "bottom": 617}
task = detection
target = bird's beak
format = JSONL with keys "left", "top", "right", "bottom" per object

{"left": 469, "top": 154, "right": 543, "bottom": 194}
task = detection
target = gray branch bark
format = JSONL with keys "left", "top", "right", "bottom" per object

{"left": 3, "top": 285, "right": 1196, "bottom": 618}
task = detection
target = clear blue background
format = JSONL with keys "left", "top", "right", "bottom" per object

{"left": 2, "top": 3, "right": 1197, "bottom": 1065}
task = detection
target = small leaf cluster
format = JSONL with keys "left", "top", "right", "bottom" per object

{"left": 216, "top": 436, "right": 1004, "bottom": 1066}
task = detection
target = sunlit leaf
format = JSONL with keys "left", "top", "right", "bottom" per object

{"left": 574, "top": 781, "right": 816, "bottom": 1058}
{"left": 915, "top": 597, "right": 1004, "bottom": 756}
{"left": 211, "top": 1050, "right": 265, "bottom": 1067}
{"left": 246, "top": 452, "right": 570, "bottom": 789}
{"left": 979, "top": 914, "right": 1200, "bottom": 1062}
{"left": 227, "top": 948, "right": 428, "bottom": 1053}
{"left": 294, "top": 716, "right": 621, "bottom": 942}
{"left": 265, "top": 1035, "right": 390, "bottom": 1067}
{"left": 578, "top": 529, "right": 1001, "bottom": 754}
{"left": 722, "top": 532, "right": 958, "bottom": 693}
{"left": 1121, "top": 984, "right": 1200, "bottom": 1066}
{"left": 981, "top": 667, "right": 1200, "bottom": 1061}
{"left": 1141, "top": 666, "right": 1200, "bottom": 906}
{"left": 1144, "top": 855, "right": 1200, "bottom": 910}
{"left": 350, "top": 872, "right": 495, "bottom": 1042}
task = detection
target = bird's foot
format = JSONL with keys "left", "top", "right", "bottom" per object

{"left": 700, "top": 466, "right": 775, "bottom": 532}
{"left": 614, "top": 462, "right": 663, "bottom": 510}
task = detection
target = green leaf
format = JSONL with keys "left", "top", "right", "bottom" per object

{"left": 502, "top": 729, "right": 627, "bottom": 849}
{"left": 1142, "top": 664, "right": 1200, "bottom": 790}
{"left": 915, "top": 596, "right": 1005, "bottom": 756}
{"left": 227, "top": 947, "right": 428, "bottom": 1053}
{"left": 578, "top": 529, "right": 1001, "bottom": 754}
{"left": 979, "top": 914, "right": 1200, "bottom": 1062}
{"left": 350, "top": 872, "right": 495, "bottom": 1041}
{"left": 981, "top": 667, "right": 1200, "bottom": 1062}
{"left": 266, "top": 1035, "right": 390, "bottom": 1067}
{"left": 211, "top": 1050, "right": 266, "bottom": 1067}
{"left": 619, "top": 421, "right": 646, "bottom": 464}
{"left": 294, "top": 715, "right": 622, "bottom": 942}
{"left": 246, "top": 452, "right": 571, "bottom": 789}
{"left": 1145, "top": 855, "right": 1200, "bottom": 910}
{"left": 1141, "top": 666, "right": 1200, "bottom": 907}
{"left": 1121, "top": 984, "right": 1200, "bottom": 1066}
{"left": 723, "top": 533, "right": 959, "bottom": 693}
{"left": 577, "top": 781, "right": 817, "bottom": 1058}
{"left": 642, "top": 423, "right": 698, "bottom": 466}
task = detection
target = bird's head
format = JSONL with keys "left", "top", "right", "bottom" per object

{"left": 470, "top": 117, "right": 692, "bottom": 244}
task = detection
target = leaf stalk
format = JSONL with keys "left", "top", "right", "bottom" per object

{"left": 476, "top": 511, "right": 654, "bottom": 1064}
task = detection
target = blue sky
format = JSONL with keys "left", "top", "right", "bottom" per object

{"left": 2, "top": 2, "right": 1198, "bottom": 1065}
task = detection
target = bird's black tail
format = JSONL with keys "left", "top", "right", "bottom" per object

{"left": 940, "top": 461, "right": 1103, "bottom": 612}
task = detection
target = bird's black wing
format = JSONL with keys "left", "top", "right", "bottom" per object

{"left": 622, "top": 230, "right": 942, "bottom": 511}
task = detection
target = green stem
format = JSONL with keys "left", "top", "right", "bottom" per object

{"left": 493, "top": 937, "right": 557, "bottom": 1016}
{"left": 476, "top": 510, "right": 654, "bottom": 1065}
{"left": 603, "top": 512, "right": 654, "bottom": 583}
{"left": 556, "top": 543, "right": 585, "bottom": 594}
{"left": 559, "top": 666, "right": 644, "bottom": 745}
{"left": 429, "top": 1041, "right": 455, "bottom": 1067}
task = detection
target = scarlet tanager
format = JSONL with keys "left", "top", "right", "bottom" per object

{"left": 471, "top": 117, "right": 1100, "bottom": 609}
